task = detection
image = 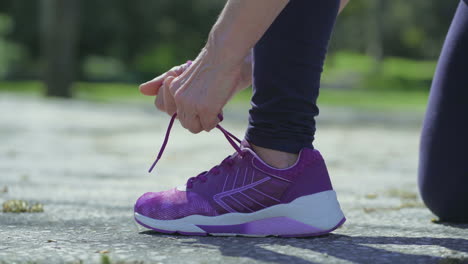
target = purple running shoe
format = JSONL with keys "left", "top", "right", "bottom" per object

{"left": 134, "top": 114, "right": 346, "bottom": 237}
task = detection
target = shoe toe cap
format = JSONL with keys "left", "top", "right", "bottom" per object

{"left": 134, "top": 188, "right": 217, "bottom": 220}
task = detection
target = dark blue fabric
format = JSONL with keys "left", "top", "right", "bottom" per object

{"left": 245, "top": 0, "right": 340, "bottom": 153}
{"left": 419, "top": 0, "right": 468, "bottom": 222}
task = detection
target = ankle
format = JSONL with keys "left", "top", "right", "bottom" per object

{"left": 250, "top": 143, "right": 299, "bottom": 169}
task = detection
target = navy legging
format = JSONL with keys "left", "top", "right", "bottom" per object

{"left": 419, "top": 0, "right": 468, "bottom": 222}
{"left": 245, "top": 0, "right": 340, "bottom": 153}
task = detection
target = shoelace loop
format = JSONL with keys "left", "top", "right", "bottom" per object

{"left": 148, "top": 113, "right": 242, "bottom": 175}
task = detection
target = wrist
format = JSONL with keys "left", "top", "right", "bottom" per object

{"left": 203, "top": 27, "right": 251, "bottom": 69}
{"left": 200, "top": 44, "right": 245, "bottom": 73}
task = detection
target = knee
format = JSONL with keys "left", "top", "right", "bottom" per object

{"left": 419, "top": 171, "right": 468, "bottom": 223}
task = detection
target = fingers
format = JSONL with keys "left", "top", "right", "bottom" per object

{"left": 139, "top": 67, "right": 178, "bottom": 96}
{"left": 140, "top": 61, "right": 191, "bottom": 96}
{"left": 154, "top": 75, "right": 178, "bottom": 116}
{"left": 177, "top": 110, "right": 203, "bottom": 134}
{"left": 179, "top": 110, "right": 221, "bottom": 133}
{"left": 176, "top": 101, "right": 221, "bottom": 133}
{"left": 140, "top": 75, "right": 164, "bottom": 96}
{"left": 172, "top": 79, "right": 203, "bottom": 134}
{"left": 154, "top": 83, "right": 165, "bottom": 112}
{"left": 198, "top": 106, "right": 221, "bottom": 132}
{"left": 162, "top": 76, "right": 177, "bottom": 116}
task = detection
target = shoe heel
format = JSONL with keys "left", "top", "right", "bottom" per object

{"left": 282, "top": 190, "right": 346, "bottom": 234}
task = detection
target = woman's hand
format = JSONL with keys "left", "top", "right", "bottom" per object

{"left": 139, "top": 61, "right": 191, "bottom": 97}
{"left": 166, "top": 49, "right": 244, "bottom": 133}
{"left": 139, "top": 50, "right": 252, "bottom": 133}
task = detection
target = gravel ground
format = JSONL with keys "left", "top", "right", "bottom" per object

{"left": 1, "top": 94, "right": 467, "bottom": 264}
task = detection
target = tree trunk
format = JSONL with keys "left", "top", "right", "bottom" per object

{"left": 40, "top": 0, "right": 79, "bottom": 98}
{"left": 367, "top": 0, "right": 384, "bottom": 71}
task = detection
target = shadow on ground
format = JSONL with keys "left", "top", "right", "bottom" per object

{"left": 140, "top": 230, "right": 468, "bottom": 264}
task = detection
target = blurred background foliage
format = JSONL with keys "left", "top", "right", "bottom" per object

{"left": 0, "top": 0, "right": 461, "bottom": 108}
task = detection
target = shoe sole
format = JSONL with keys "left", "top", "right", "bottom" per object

{"left": 134, "top": 190, "right": 345, "bottom": 237}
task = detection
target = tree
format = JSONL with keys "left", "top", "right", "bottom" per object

{"left": 40, "top": 0, "right": 79, "bottom": 97}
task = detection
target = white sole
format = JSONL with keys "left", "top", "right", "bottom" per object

{"left": 135, "top": 190, "right": 345, "bottom": 237}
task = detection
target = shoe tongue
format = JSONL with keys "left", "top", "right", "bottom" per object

{"left": 238, "top": 140, "right": 260, "bottom": 160}
{"left": 237, "top": 141, "right": 278, "bottom": 168}
{"left": 230, "top": 140, "right": 254, "bottom": 159}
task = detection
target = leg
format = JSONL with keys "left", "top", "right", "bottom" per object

{"left": 245, "top": 0, "right": 340, "bottom": 155}
{"left": 135, "top": 0, "right": 346, "bottom": 237}
{"left": 418, "top": 0, "right": 468, "bottom": 222}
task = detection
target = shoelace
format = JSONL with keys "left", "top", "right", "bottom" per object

{"left": 149, "top": 113, "right": 243, "bottom": 187}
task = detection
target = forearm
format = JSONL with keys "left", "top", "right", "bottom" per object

{"left": 339, "top": 0, "right": 350, "bottom": 13}
{"left": 205, "top": 0, "right": 289, "bottom": 67}
{"left": 204, "top": 0, "right": 348, "bottom": 66}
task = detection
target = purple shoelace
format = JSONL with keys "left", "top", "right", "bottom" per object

{"left": 148, "top": 113, "right": 243, "bottom": 188}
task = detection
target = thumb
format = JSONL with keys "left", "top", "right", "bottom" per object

{"left": 139, "top": 69, "right": 178, "bottom": 96}
{"left": 139, "top": 75, "right": 165, "bottom": 96}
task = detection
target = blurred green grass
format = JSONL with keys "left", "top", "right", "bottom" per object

{"left": 323, "top": 52, "right": 436, "bottom": 91}
{"left": 0, "top": 80, "right": 428, "bottom": 112}
{"left": 0, "top": 50, "right": 434, "bottom": 112}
